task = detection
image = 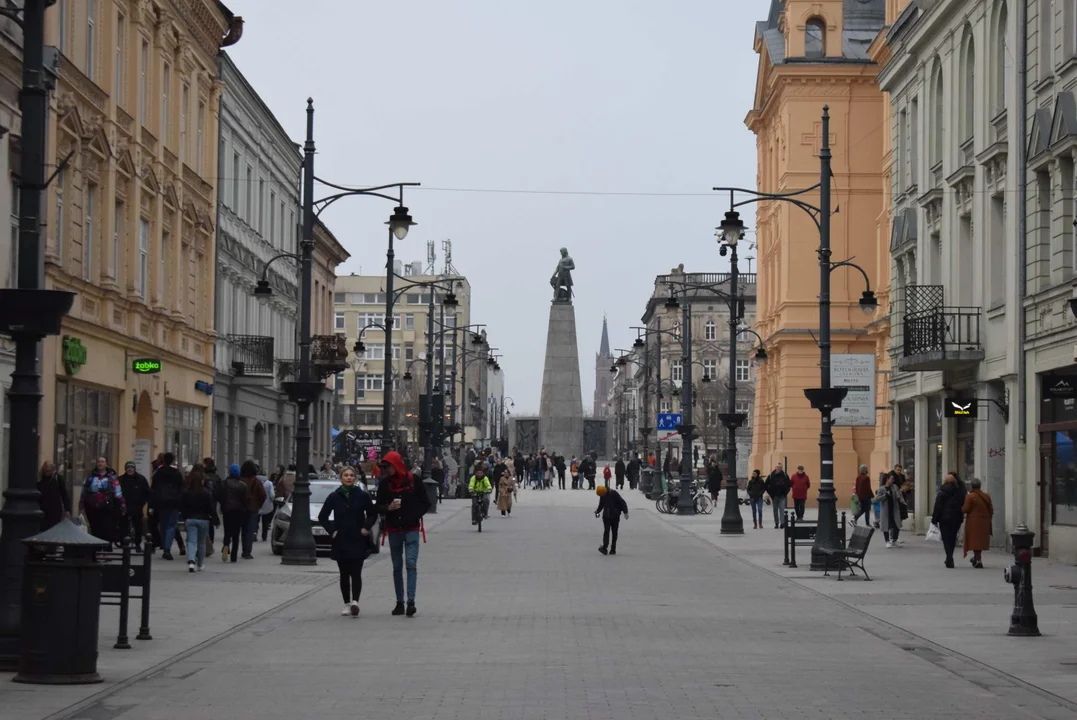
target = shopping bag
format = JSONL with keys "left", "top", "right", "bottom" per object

{"left": 925, "top": 523, "right": 941, "bottom": 543}
{"left": 850, "top": 495, "right": 861, "bottom": 516}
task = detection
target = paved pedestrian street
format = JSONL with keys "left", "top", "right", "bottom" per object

{"left": 5, "top": 490, "right": 1077, "bottom": 720}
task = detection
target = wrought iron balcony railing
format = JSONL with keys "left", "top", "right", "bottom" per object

{"left": 312, "top": 334, "right": 349, "bottom": 377}
{"left": 899, "top": 285, "right": 983, "bottom": 372}
{"left": 229, "top": 335, "right": 275, "bottom": 376}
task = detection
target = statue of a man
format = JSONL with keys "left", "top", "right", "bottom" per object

{"left": 550, "top": 247, "right": 575, "bottom": 302}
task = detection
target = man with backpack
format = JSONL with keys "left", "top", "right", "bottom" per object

{"left": 220, "top": 464, "right": 250, "bottom": 562}
{"left": 764, "top": 463, "right": 791, "bottom": 529}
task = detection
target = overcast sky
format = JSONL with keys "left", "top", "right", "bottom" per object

{"left": 226, "top": 0, "right": 761, "bottom": 413}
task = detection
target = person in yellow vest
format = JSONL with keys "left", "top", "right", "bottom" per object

{"left": 468, "top": 466, "right": 493, "bottom": 524}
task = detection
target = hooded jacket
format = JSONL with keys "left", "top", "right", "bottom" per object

{"left": 375, "top": 451, "right": 431, "bottom": 533}
{"left": 150, "top": 464, "right": 184, "bottom": 511}
{"left": 790, "top": 471, "right": 811, "bottom": 501}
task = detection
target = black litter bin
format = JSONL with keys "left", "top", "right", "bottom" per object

{"left": 423, "top": 478, "right": 439, "bottom": 514}
{"left": 13, "top": 517, "right": 111, "bottom": 685}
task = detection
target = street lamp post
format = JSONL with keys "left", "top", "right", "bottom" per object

{"left": 675, "top": 297, "right": 696, "bottom": 514}
{"left": 714, "top": 106, "right": 878, "bottom": 564}
{"left": 0, "top": 0, "right": 78, "bottom": 667}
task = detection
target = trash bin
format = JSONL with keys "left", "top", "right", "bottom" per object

{"left": 13, "top": 517, "right": 111, "bottom": 685}
{"left": 640, "top": 468, "right": 654, "bottom": 495}
{"left": 423, "top": 478, "right": 439, "bottom": 514}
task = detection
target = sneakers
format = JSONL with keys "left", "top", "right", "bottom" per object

{"left": 609, "top": 549, "right": 616, "bottom": 555}
{"left": 885, "top": 541, "right": 893, "bottom": 549}
{"left": 406, "top": 602, "right": 416, "bottom": 617}
{"left": 598, "top": 546, "right": 608, "bottom": 555}
{"left": 341, "top": 605, "right": 352, "bottom": 616}
{"left": 241, "top": 553, "right": 253, "bottom": 560}
{"left": 197, "top": 563, "right": 205, "bottom": 572}
{"left": 350, "top": 601, "right": 360, "bottom": 617}
{"left": 162, "top": 551, "right": 174, "bottom": 561}
{"left": 392, "top": 602, "right": 406, "bottom": 616}
{"left": 221, "top": 547, "right": 229, "bottom": 562}
{"left": 188, "top": 561, "right": 195, "bottom": 573}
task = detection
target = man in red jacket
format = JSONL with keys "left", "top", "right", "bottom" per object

{"left": 790, "top": 465, "right": 811, "bottom": 520}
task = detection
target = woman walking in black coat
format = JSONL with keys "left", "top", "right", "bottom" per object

{"left": 319, "top": 465, "right": 377, "bottom": 617}
{"left": 931, "top": 471, "right": 968, "bottom": 568}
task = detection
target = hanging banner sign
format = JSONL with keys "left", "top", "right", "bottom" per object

{"left": 944, "top": 397, "right": 978, "bottom": 418}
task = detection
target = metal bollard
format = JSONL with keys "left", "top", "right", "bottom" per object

{"left": 114, "top": 539, "right": 132, "bottom": 649}
{"left": 1004, "top": 524, "right": 1040, "bottom": 637}
{"left": 788, "top": 513, "right": 798, "bottom": 569}
{"left": 137, "top": 534, "right": 153, "bottom": 641}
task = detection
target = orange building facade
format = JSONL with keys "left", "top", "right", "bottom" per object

{"left": 746, "top": 0, "right": 893, "bottom": 504}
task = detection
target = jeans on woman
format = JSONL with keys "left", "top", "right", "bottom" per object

{"left": 158, "top": 509, "right": 180, "bottom": 553}
{"left": 388, "top": 530, "right": 420, "bottom": 603}
{"left": 185, "top": 518, "right": 209, "bottom": 567}
{"left": 749, "top": 498, "right": 765, "bottom": 526}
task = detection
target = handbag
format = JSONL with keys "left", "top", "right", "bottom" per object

{"left": 925, "top": 523, "right": 941, "bottom": 543}
{"left": 850, "top": 495, "right": 861, "bottom": 516}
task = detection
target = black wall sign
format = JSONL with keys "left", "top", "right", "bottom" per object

{"left": 944, "top": 397, "right": 978, "bottom": 418}
{"left": 897, "top": 400, "right": 915, "bottom": 442}
{"left": 1043, "top": 376, "right": 1077, "bottom": 400}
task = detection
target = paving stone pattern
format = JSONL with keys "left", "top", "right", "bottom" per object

{"left": 15, "top": 489, "right": 1074, "bottom": 720}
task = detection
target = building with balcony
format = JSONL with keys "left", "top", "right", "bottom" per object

{"left": 331, "top": 264, "right": 482, "bottom": 456}
{"left": 1022, "top": 1, "right": 1077, "bottom": 561}
{"left": 637, "top": 266, "right": 757, "bottom": 477}
{"left": 34, "top": 1, "right": 239, "bottom": 490}
{"left": 747, "top": 0, "right": 890, "bottom": 504}
{"left": 879, "top": 0, "right": 1017, "bottom": 535}
{"left": 211, "top": 51, "right": 299, "bottom": 473}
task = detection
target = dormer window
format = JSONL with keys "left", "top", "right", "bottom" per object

{"left": 805, "top": 18, "right": 826, "bottom": 58}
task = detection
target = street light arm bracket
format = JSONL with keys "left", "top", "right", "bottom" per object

{"left": 43, "top": 150, "right": 75, "bottom": 190}
{"left": 713, "top": 186, "right": 823, "bottom": 231}
{"left": 828, "top": 258, "right": 872, "bottom": 292}
{"left": 261, "top": 252, "right": 302, "bottom": 280}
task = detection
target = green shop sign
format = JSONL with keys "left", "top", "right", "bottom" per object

{"left": 132, "top": 358, "right": 162, "bottom": 374}
{"left": 62, "top": 336, "right": 87, "bottom": 375}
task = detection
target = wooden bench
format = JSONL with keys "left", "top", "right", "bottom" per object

{"left": 783, "top": 512, "right": 847, "bottom": 569}
{"left": 821, "top": 525, "right": 875, "bottom": 581}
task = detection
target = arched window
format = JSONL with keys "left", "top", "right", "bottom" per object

{"left": 993, "top": 2, "right": 1009, "bottom": 114}
{"left": 961, "top": 32, "right": 976, "bottom": 141}
{"left": 705, "top": 320, "right": 716, "bottom": 341}
{"left": 805, "top": 18, "right": 826, "bottom": 58}
{"left": 930, "top": 61, "right": 944, "bottom": 167}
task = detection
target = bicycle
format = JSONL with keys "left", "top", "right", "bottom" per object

{"left": 472, "top": 492, "right": 490, "bottom": 532}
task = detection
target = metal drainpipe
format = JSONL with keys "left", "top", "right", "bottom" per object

{"left": 1016, "top": 0, "right": 1028, "bottom": 524}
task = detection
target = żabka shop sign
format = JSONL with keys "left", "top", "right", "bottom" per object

{"left": 132, "top": 358, "right": 162, "bottom": 374}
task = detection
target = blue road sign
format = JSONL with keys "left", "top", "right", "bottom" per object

{"left": 656, "top": 413, "right": 683, "bottom": 431}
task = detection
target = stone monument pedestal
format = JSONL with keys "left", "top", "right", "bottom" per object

{"left": 539, "top": 300, "right": 584, "bottom": 459}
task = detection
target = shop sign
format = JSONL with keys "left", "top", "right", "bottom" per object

{"left": 928, "top": 396, "right": 944, "bottom": 438}
{"left": 62, "top": 336, "right": 87, "bottom": 375}
{"left": 830, "top": 354, "right": 876, "bottom": 427}
{"left": 194, "top": 380, "right": 214, "bottom": 396}
{"left": 132, "top": 358, "right": 162, "bottom": 374}
{"left": 944, "top": 397, "right": 978, "bottom": 418}
{"left": 897, "top": 401, "right": 915, "bottom": 442}
{"left": 1042, "top": 376, "right": 1077, "bottom": 400}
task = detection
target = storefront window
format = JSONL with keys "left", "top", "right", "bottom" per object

{"left": 956, "top": 413, "right": 976, "bottom": 486}
{"left": 928, "top": 396, "right": 943, "bottom": 490}
{"left": 1053, "top": 431, "right": 1077, "bottom": 526}
{"left": 54, "top": 379, "right": 120, "bottom": 498}
{"left": 165, "top": 401, "right": 204, "bottom": 470}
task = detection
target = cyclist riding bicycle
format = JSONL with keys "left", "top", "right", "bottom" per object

{"left": 468, "top": 467, "right": 493, "bottom": 525}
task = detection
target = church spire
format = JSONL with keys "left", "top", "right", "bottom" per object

{"left": 599, "top": 315, "right": 611, "bottom": 358}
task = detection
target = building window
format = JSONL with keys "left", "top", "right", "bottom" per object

{"left": 804, "top": 17, "right": 825, "bottom": 58}
{"left": 1040, "top": 0, "right": 1053, "bottom": 83}
{"left": 85, "top": 0, "right": 95, "bottom": 79}
{"left": 114, "top": 13, "right": 124, "bottom": 104}
{"left": 112, "top": 201, "right": 122, "bottom": 280}
{"left": 289, "top": 210, "right": 295, "bottom": 251}
{"left": 54, "top": 381, "right": 120, "bottom": 498}
{"left": 994, "top": 3, "right": 1009, "bottom": 113}
{"left": 405, "top": 313, "right": 414, "bottom": 329}
{"left": 8, "top": 176, "right": 18, "bottom": 289}
{"left": 164, "top": 401, "right": 204, "bottom": 471}
{"left": 269, "top": 190, "right": 276, "bottom": 244}
{"left": 405, "top": 343, "right": 414, "bottom": 361}
{"left": 704, "top": 320, "right": 716, "bottom": 341}
{"left": 138, "top": 217, "right": 148, "bottom": 298}
{"left": 670, "top": 359, "right": 683, "bottom": 383}
{"left": 160, "top": 230, "right": 169, "bottom": 305}
{"left": 179, "top": 84, "right": 188, "bottom": 163}
{"left": 83, "top": 183, "right": 94, "bottom": 282}
{"left": 258, "top": 179, "right": 265, "bottom": 233}
{"left": 196, "top": 100, "right": 204, "bottom": 173}
{"left": 930, "top": 61, "right": 943, "bottom": 167}
{"left": 361, "top": 343, "right": 385, "bottom": 360}
{"left": 334, "top": 374, "right": 344, "bottom": 395}
{"left": 735, "top": 400, "right": 752, "bottom": 426}
{"left": 333, "top": 292, "right": 346, "bottom": 304}
{"left": 58, "top": 0, "right": 67, "bottom": 53}
{"left": 161, "top": 62, "right": 171, "bottom": 143}
{"left": 231, "top": 152, "right": 240, "bottom": 211}
{"left": 334, "top": 311, "right": 345, "bottom": 331}
{"left": 735, "top": 359, "right": 750, "bottom": 382}
{"left": 703, "top": 358, "right": 717, "bottom": 380}
{"left": 961, "top": 33, "right": 975, "bottom": 142}
{"left": 139, "top": 40, "right": 148, "bottom": 125}
{"left": 55, "top": 168, "right": 64, "bottom": 262}
{"left": 245, "top": 166, "right": 253, "bottom": 223}
{"left": 910, "top": 96, "right": 919, "bottom": 182}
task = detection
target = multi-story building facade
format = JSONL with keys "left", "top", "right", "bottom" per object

{"left": 879, "top": 0, "right": 1017, "bottom": 537}
{"left": 592, "top": 317, "right": 612, "bottom": 418}
{"left": 747, "top": 0, "right": 890, "bottom": 503}
{"left": 37, "top": 0, "right": 239, "bottom": 490}
{"left": 212, "top": 51, "right": 299, "bottom": 472}
{"left": 0, "top": 9, "right": 24, "bottom": 494}
{"left": 638, "top": 266, "right": 757, "bottom": 476}
{"left": 1023, "top": 0, "right": 1077, "bottom": 561}
{"left": 331, "top": 266, "right": 478, "bottom": 453}
{"left": 311, "top": 217, "right": 348, "bottom": 468}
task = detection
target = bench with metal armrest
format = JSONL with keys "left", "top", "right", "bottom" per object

{"left": 821, "top": 525, "right": 875, "bottom": 581}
